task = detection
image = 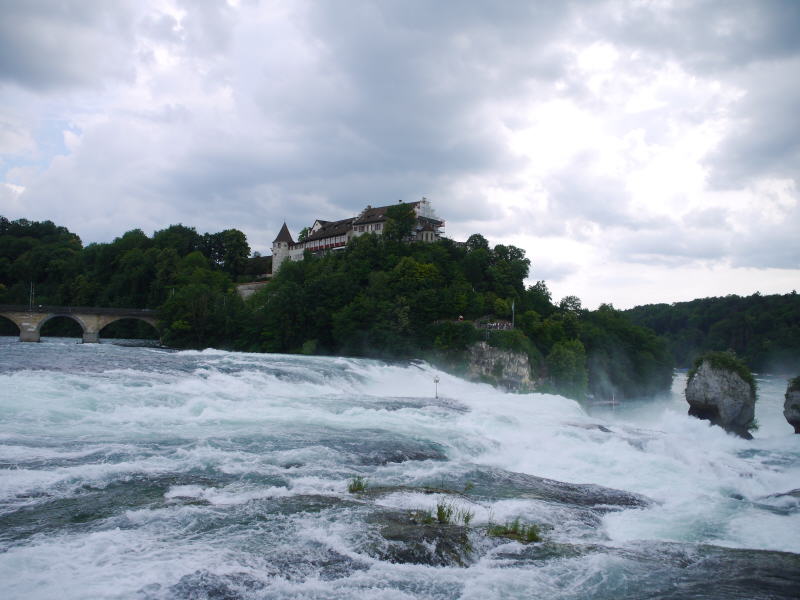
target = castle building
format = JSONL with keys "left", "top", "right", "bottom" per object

{"left": 271, "top": 199, "right": 444, "bottom": 273}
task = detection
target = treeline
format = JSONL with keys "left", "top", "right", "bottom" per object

{"left": 624, "top": 293, "right": 800, "bottom": 373}
{"left": 0, "top": 215, "right": 673, "bottom": 400}
{"left": 0, "top": 217, "right": 267, "bottom": 339}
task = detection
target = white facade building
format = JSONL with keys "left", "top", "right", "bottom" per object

{"left": 271, "top": 199, "right": 444, "bottom": 274}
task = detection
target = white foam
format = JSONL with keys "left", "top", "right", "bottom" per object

{"left": 1, "top": 344, "right": 799, "bottom": 598}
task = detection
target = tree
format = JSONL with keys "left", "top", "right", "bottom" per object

{"left": 465, "top": 233, "right": 489, "bottom": 252}
{"left": 201, "top": 229, "right": 250, "bottom": 277}
{"left": 383, "top": 203, "right": 416, "bottom": 242}
{"left": 153, "top": 224, "right": 201, "bottom": 256}
{"left": 559, "top": 295, "right": 582, "bottom": 314}
{"left": 546, "top": 339, "right": 588, "bottom": 399}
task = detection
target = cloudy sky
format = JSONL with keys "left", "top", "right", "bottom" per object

{"left": 1, "top": 0, "right": 798, "bottom": 308}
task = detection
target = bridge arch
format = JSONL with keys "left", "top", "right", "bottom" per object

{"left": 38, "top": 313, "right": 89, "bottom": 338}
{"left": 0, "top": 313, "right": 20, "bottom": 337}
{"left": 99, "top": 316, "right": 160, "bottom": 341}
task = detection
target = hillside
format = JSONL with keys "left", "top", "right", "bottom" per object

{"left": 624, "top": 293, "right": 800, "bottom": 373}
{"left": 1, "top": 216, "right": 673, "bottom": 400}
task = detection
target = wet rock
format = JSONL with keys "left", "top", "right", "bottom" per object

{"left": 264, "top": 547, "right": 370, "bottom": 582}
{"left": 360, "top": 485, "right": 469, "bottom": 500}
{"left": 770, "top": 488, "right": 800, "bottom": 500}
{"left": 567, "top": 422, "right": 613, "bottom": 433}
{"left": 365, "top": 510, "right": 474, "bottom": 567}
{"left": 318, "top": 430, "right": 448, "bottom": 465}
{"left": 490, "top": 540, "right": 599, "bottom": 564}
{"left": 164, "top": 570, "right": 266, "bottom": 600}
{"left": 357, "top": 444, "right": 447, "bottom": 465}
{"left": 784, "top": 377, "right": 800, "bottom": 433}
{"left": 460, "top": 467, "right": 652, "bottom": 508}
{"left": 685, "top": 357, "right": 756, "bottom": 439}
{"left": 608, "top": 542, "right": 800, "bottom": 600}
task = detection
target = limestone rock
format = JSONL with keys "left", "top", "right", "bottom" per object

{"left": 784, "top": 377, "right": 800, "bottom": 434}
{"left": 466, "top": 341, "right": 534, "bottom": 391}
{"left": 685, "top": 359, "right": 755, "bottom": 439}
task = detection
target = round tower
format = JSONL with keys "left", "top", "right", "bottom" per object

{"left": 271, "top": 222, "right": 295, "bottom": 274}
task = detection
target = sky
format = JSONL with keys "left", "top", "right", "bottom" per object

{"left": 1, "top": 0, "right": 798, "bottom": 309}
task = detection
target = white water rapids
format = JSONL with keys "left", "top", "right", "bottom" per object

{"left": 0, "top": 338, "right": 798, "bottom": 599}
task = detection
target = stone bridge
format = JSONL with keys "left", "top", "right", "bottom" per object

{"left": 0, "top": 305, "right": 159, "bottom": 343}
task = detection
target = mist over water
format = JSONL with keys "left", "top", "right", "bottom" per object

{"left": 1, "top": 338, "right": 798, "bottom": 599}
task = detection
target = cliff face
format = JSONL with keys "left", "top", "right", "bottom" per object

{"left": 685, "top": 360, "right": 756, "bottom": 439}
{"left": 465, "top": 342, "right": 534, "bottom": 391}
{"left": 784, "top": 377, "right": 800, "bottom": 433}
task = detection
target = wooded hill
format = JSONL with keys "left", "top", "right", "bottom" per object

{"left": 624, "top": 293, "right": 800, "bottom": 373}
{"left": 1, "top": 214, "right": 673, "bottom": 400}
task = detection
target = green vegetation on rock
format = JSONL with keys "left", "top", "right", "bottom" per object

{"left": 410, "top": 500, "right": 474, "bottom": 527}
{"left": 688, "top": 350, "right": 757, "bottom": 395}
{"left": 487, "top": 518, "right": 542, "bottom": 543}
{"left": 347, "top": 476, "right": 367, "bottom": 493}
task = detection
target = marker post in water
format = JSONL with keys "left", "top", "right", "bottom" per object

{"left": 434, "top": 376, "right": 440, "bottom": 399}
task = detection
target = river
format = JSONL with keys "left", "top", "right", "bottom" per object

{"left": 1, "top": 338, "right": 798, "bottom": 599}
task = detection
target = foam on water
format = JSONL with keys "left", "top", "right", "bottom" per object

{"left": 1, "top": 338, "right": 798, "bottom": 599}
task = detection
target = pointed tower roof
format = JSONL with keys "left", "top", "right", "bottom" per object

{"left": 272, "top": 222, "right": 295, "bottom": 244}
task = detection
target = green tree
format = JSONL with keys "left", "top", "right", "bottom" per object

{"left": 546, "top": 339, "right": 588, "bottom": 399}
{"left": 383, "top": 203, "right": 416, "bottom": 242}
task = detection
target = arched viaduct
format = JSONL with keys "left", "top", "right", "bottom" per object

{"left": 0, "top": 305, "right": 159, "bottom": 343}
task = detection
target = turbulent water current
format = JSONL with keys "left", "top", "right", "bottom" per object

{"left": 1, "top": 338, "right": 799, "bottom": 599}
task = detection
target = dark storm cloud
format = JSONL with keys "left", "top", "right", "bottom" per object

{"left": 256, "top": 1, "right": 574, "bottom": 210}
{"left": 592, "top": 0, "right": 800, "bottom": 72}
{"left": 0, "top": 0, "right": 137, "bottom": 90}
{"left": 708, "top": 61, "right": 800, "bottom": 186}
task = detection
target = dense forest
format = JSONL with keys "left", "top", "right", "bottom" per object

{"left": 624, "top": 293, "right": 800, "bottom": 373}
{"left": 0, "top": 213, "right": 673, "bottom": 400}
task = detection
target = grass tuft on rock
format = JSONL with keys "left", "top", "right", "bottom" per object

{"left": 788, "top": 376, "right": 800, "bottom": 393}
{"left": 487, "top": 518, "right": 541, "bottom": 543}
{"left": 410, "top": 499, "right": 474, "bottom": 526}
{"left": 348, "top": 476, "right": 367, "bottom": 493}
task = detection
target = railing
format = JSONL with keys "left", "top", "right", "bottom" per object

{"left": 0, "top": 305, "right": 157, "bottom": 317}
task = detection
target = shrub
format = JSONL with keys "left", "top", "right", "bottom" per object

{"left": 412, "top": 500, "right": 474, "bottom": 526}
{"left": 347, "top": 476, "right": 367, "bottom": 493}
{"left": 487, "top": 518, "right": 541, "bottom": 543}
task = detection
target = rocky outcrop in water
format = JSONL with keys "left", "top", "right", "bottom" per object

{"left": 784, "top": 376, "right": 800, "bottom": 433}
{"left": 466, "top": 341, "right": 534, "bottom": 391}
{"left": 366, "top": 510, "right": 473, "bottom": 567}
{"left": 685, "top": 354, "right": 756, "bottom": 439}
